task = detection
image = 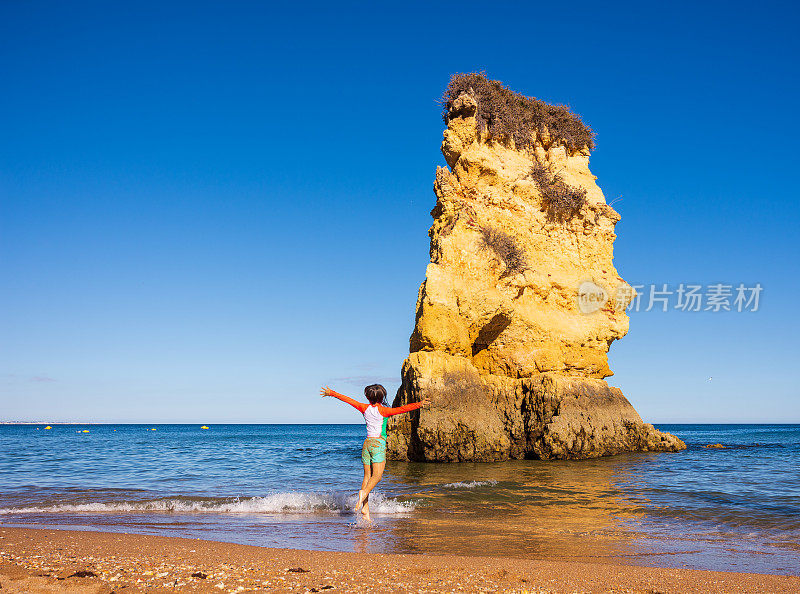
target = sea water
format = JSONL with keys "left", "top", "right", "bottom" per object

{"left": 0, "top": 424, "right": 798, "bottom": 575}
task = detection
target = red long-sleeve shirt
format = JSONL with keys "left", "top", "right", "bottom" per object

{"left": 327, "top": 389, "right": 423, "bottom": 438}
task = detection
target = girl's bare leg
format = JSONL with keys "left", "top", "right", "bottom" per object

{"left": 360, "top": 461, "right": 385, "bottom": 517}
{"left": 356, "top": 463, "right": 371, "bottom": 511}
{"left": 361, "top": 497, "right": 371, "bottom": 522}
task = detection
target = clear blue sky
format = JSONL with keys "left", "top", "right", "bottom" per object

{"left": 1, "top": 1, "right": 797, "bottom": 423}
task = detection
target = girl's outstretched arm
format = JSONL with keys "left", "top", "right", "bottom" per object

{"left": 320, "top": 386, "right": 368, "bottom": 413}
{"left": 378, "top": 398, "right": 431, "bottom": 417}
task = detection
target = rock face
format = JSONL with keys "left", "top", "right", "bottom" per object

{"left": 387, "top": 73, "right": 685, "bottom": 461}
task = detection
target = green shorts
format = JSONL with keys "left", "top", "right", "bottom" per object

{"left": 361, "top": 437, "right": 386, "bottom": 465}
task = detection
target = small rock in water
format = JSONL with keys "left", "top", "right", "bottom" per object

{"left": 703, "top": 443, "right": 726, "bottom": 449}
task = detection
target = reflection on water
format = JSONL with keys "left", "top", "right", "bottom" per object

{"left": 382, "top": 459, "right": 641, "bottom": 561}
{"left": 1, "top": 424, "right": 798, "bottom": 575}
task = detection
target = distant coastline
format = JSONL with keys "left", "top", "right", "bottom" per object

{"left": 0, "top": 421, "right": 105, "bottom": 425}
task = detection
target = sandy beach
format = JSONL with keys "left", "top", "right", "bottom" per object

{"left": 0, "top": 527, "right": 797, "bottom": 593}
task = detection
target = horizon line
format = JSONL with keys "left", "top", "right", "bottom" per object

{"left": 2, "top": 421, "right": 799, "bottom": 426}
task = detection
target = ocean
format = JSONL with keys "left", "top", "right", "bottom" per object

{"left": 1, "top": 424, "right": 798, "bottom": 575}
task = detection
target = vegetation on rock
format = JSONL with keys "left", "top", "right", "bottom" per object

{"left": 530, "top": 163, "right": 588, "bottom": 223}
{"left": 477, "top": 225, "right": 527, "bottom": 275}
{"left": 442, "top": 72, "right": 595, "bottom": 153}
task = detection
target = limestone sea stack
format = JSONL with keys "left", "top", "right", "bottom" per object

{"left": 387, "top": 73, "right": 685, "bottom": 461}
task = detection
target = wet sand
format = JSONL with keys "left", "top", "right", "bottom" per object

{"left": 0, "top": 527, "right": 797, "bottom": 593}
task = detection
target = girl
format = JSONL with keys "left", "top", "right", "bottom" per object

{"left": 320, "top": 384, "right": 429, "bottom": 522}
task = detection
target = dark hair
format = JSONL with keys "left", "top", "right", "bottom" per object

{"left": 364, "top": 384, "right": 387, "bottom": 405}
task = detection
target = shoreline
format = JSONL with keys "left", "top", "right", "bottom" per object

{"left": 1, "top": 527, "right": 798, "bottom": 593}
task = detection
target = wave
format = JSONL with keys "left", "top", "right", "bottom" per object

{"left": 443, "top": 480, "right": 498, "bottom": 489}
{"left": 0, "top": 491, "right": 416, "bottom": 516}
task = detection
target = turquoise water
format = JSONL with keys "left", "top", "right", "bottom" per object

{"left": 0, "top": 423, "right": 798, "bottom": 575}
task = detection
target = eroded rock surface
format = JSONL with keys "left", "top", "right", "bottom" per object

{"left": 388, "top": 75, "right": 685, "bottom": 461}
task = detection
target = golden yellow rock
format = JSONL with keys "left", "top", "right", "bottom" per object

{"left": 387, "top": 73, "right": 685, "bottom": 461}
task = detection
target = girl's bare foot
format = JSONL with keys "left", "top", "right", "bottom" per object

{"left": 360, "top": 504, "right": 371, "bottom": 522}
{"left": 355, "top": 490, "right": 365, "bottom": 511}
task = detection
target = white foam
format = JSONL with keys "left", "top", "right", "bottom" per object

{"left": 0, "top": 491, "right": 416, "bottom": 516}
{"left": 442, "top": 480, "right": 498, "bottom": 489}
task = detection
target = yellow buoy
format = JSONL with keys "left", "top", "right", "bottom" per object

{"left": 44, "top": 425, "right": 52, "bottom": 430}
{"left": 200, "top": 425, "right": 209, "bottom": 430}
{"left": 151, "top": 428, "right": 156, "bottom": 431}
{"left": 82, "top": 429, "right": 89, "bottom": 433}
